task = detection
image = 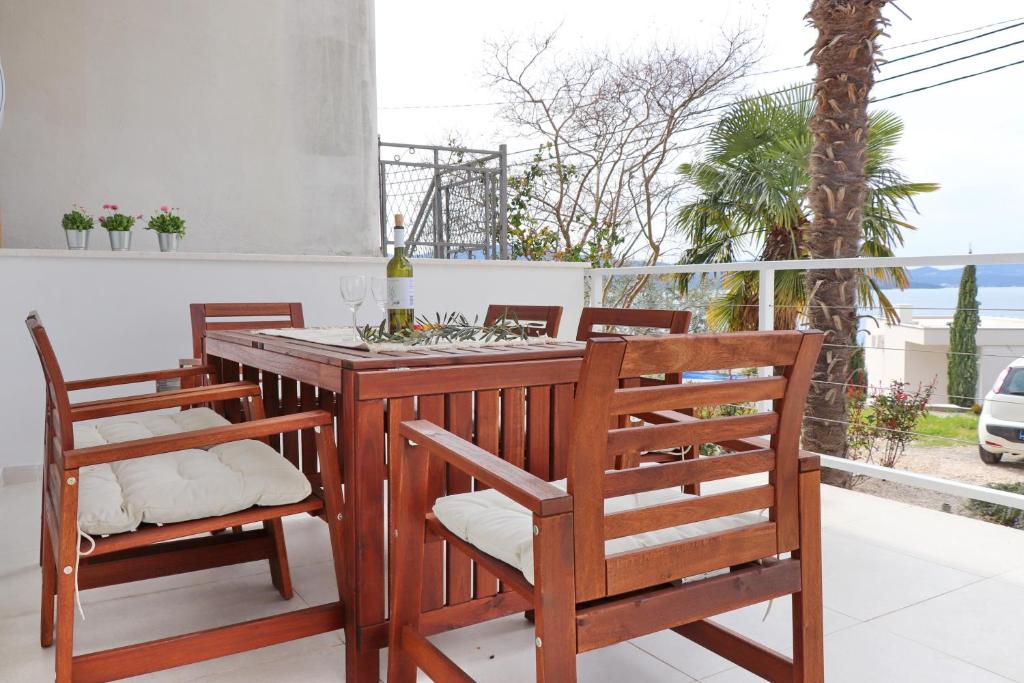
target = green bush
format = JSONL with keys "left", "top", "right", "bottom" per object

{"left": 61, "top": 206, "right": 94, "bottom": 231}
{"left": 967, "top": 483, "right": 1024, "bottom": 528}
{"left": 147, "top": 206, "right": 186, "bottom": 235}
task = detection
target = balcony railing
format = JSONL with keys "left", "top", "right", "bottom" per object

{"left": 586, "top": 251, "right": 1024, "bottom": 513}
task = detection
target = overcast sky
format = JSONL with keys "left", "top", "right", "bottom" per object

{"left": 375, "top": 1, "right": 1024, "bottom": 259}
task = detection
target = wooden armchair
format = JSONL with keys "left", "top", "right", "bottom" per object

{"left": 484, "top": 305, "right": 563, "bottom": 338}
{"left": 575, "top": 306, "right": 692, "bottom": 340}
{"left": 189, "top": 302, "right": 305, "bottom": 361}
{"left": 388, "top": 330, "right": 825, "bottom": 682}
{"left": 27, "top": 313, "right": 345, "bottom": 683}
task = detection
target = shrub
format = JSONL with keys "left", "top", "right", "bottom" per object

{"left": 147, "top": 206, "right": 186, "bottom": 235}
{"left": 61, "top": 206, "right": 94, "bottom": 231}
{"left": 967, "top": 483, "right": 1024, "bottom": 528}
{"left": 99, "top": 204, "right": 140, "bottom": 232}
{"left": 848, "top": 380, "right": 934, "bottom": 468}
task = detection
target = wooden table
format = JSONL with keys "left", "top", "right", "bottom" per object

{"left": 205, "top": 330, "right": 586, "bottom": 681}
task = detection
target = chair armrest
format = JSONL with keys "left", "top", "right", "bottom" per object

{"left": 64, "top": 410, "right": 332, "bottom": 469}
{"left": 400, "top": 420, "right": 572, "bottom": 517}
{"left": 70, "top": 381, "right": 260, "bottom": 421}
{"left": 66, "top": 365, "right": 214, "bottom": 391}
{"left": 179, "top": 357, "right": 203, "bottom": 368}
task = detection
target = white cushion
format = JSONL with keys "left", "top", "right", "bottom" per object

{"left": 74, "top": 408, "right": 312, "bottom": 535}
{"left": 433, "top": 479, "right": 765, "bottom": 585}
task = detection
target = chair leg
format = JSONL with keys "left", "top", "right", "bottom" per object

{"left": 792, "top": 469, "right": 824, "bottom": 683}
{"left": 533, "top": 513, "right": 577, "bottom": 683}
{"left": 386, "top": 445, "right": 430, "bottom": 683}
{"left": 264, "top": 518, "right": 293, "bottom": 600}
{"left": 40, "top": 520, "right": 56, "bottom": 647}
{"left": 54, "top": 473, "right": 80, "bottom": 683}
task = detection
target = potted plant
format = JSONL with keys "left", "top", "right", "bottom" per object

{"left": 146, "top": 206, "right": 186, "bottom": 252}
{"left": 98, "top": 204, "right": 140, "bottom": 251}
{"left": 61, "top": 205, "right": 94, "bottom": 250}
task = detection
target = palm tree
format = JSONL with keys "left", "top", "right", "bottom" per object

{"left": 803, "top": 0, "right": 889, "bottom": 486}
{"left": 676, "top": 84, "right": 937, "bottom": 332}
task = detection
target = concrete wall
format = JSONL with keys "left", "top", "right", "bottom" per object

{"left": 865, "top": 336, "right": 1024, "bottom": 404}
{"left": 0, "top": 0, "right": 378, "bottom": 255}
{"left": 0, "top": 250, "right": 586, "bottom": 474}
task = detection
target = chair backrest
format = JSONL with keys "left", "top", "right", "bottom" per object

{"left": 25, "top": 312, "right": 74, "bottom": 453}
{"left": 190, "top": 302, "right": 304, "bottom": 358}
{"left": 483, "top": 304, "right": 562, "bottom": 338}
{"left": 575, "top": 307, "right": 692, "bottom": 340}
{"left": 565, "top": 330, "right": 823, "bottom": 601}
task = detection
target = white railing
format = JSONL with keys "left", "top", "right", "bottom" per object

{"left": 586, "top": 251, "right": 1024, "bottom": 513}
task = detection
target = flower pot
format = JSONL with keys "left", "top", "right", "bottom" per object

{"left": 107, "top": 230, "right": 132, "bottom": 251}
{"left": 64, "top": 229, "right": 90, "bottom": 250}
{"left": 157, "top": 232, "right": 180, "bottom": 252}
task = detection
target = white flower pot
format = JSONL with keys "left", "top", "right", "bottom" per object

{"left": 64, "top": 229, "right": 90, "bottom": 250}
{"left": 107, "top": 230, "right": 132, "bottom": 251}
{"left": 157, "top": 233, "right": 180, "bottom": 252}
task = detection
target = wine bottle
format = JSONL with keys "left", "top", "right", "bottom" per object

{"left": 386, "top": 214, "right": 414, "bottom": 333}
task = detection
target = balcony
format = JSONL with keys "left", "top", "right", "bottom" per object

{"left": 2, "top": 251, "right": 1024, "bottom": 682}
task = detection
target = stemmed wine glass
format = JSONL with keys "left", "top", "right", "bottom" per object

{"left": 340, "top": 275, "right": 367, "bottom": 333}
{"left": 370, "top": 277, "right": 387, "bottom": 320}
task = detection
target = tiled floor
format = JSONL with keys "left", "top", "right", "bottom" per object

{"left": 3, "top": 476, "right": 1024, "bottom": 682}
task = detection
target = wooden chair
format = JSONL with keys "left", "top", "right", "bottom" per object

{"left": 27, "top": 312, "right": 345, "bottom": 683}
{"left": 189, "top": 302, "right": 305, "bottom": 361}
{"left": 388, "top": 330, "right": 825, "bottom": 682}
{"left": 575, "top": 306, "right": 692, "bottom": 340}
{"left": 484, "top": 305, "right": 563, "bottom": 338}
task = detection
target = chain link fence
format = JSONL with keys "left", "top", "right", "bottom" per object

{"left": 378, "top": 141, "right": 508, "bottom": 259}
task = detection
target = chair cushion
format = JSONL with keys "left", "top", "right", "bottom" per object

{"left": 433, "top": 479, "right": 765, "bottom": 585}
{"left": 74, "top": 407, "right": 312, "bottom": 535}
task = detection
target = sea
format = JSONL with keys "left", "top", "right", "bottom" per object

{"left": 876, "top": 286, "right": 1024, "bottom": 320}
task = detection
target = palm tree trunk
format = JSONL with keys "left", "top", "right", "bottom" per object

{"left": 803, "top": 0, "right": 886, "bottom": 487}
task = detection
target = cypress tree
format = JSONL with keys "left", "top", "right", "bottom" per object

{"left": 947, "top": 264, "right": 979, "bottom": 407}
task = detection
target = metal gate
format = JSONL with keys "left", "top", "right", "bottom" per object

{"left": 378, "top": 141, "right": 508, "bottom": 259}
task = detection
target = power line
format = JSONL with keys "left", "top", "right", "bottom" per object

{"left": 886, "top": 16, "right": 1024, "bottom": 50}
{"left": 379, "top": 17, "right": 1024, "bottom": 112}
{"left": 873, "top": 57, "right": 1024, "bottom": 102}
{"left": 504, "top": 51, "right": 1024, "bottom": 169}
{"left": 884, "top": 20, "right": 1024, "bottom": 65}
{"left": 876, "top": 38, "right": 1024, "bottom": 84}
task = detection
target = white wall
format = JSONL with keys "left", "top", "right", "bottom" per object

{"left": 0, "top": 0, "right": 379, "bottom": 255}
{"left": 0, "top": 250, "right": 586, "bottom": 472}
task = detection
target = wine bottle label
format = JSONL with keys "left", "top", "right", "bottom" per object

{"left": 387, "top": 278, "right": 414, "bottom": 309}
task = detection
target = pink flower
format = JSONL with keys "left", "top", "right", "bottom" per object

{"left": 111, "top": 204, "right": 119, "bottom": 211}
{"left": 160, "top": 206, "right": 169, "bottom": 213}
{"left": 102, "top": 204, "right": 111, "bottom": 210}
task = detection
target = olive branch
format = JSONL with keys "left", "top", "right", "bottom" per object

{"left": 357, "top": 311, "right": 532, "bottom": 346}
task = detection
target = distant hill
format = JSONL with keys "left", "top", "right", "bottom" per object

{"left": 887, "top": 264, "right": 1024, "bottom": 289}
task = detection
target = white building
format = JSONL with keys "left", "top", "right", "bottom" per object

{"left": 0, "top": 0, "right": 379, "bottom": 255}
{"left": 864, "top": 305, "right": 1024, "bottom": 405}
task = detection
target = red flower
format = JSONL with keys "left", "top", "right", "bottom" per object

{"left": 102, "top": 204, "right": 111, "bottom": 210}
{"left": 111, "top": 204, "right": 119, "bottom": 211}
{"left": 160, "top": 205, "right": 169, "bottom": 213}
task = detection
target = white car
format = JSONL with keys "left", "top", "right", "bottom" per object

{"left": 978, "top": 357, "right": 1024, "bottom": 464}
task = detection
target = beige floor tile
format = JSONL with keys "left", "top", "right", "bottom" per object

{"left": 873, "top": 575, "right": 1024, "bottom": 681}
{"left": 703, "top": 621, "right": 1013, "bottom": 683}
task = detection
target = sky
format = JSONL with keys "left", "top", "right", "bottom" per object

{"left": 375, "top": 0, "right": 1024, "bottom": 259}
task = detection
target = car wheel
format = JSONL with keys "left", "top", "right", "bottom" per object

{"left": 979, "top": 446, "right": 1003, "bottom": 464}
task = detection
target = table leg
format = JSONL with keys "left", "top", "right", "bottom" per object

{"left": 341, "top": 371, "right": 386, "bottom": 681}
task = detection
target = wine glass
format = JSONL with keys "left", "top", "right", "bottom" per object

{"left": 340, "top": 275, "right": 367, "bottom": 333}
{"left": 370, "top": 277, "right": 387, "bottom": 317}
